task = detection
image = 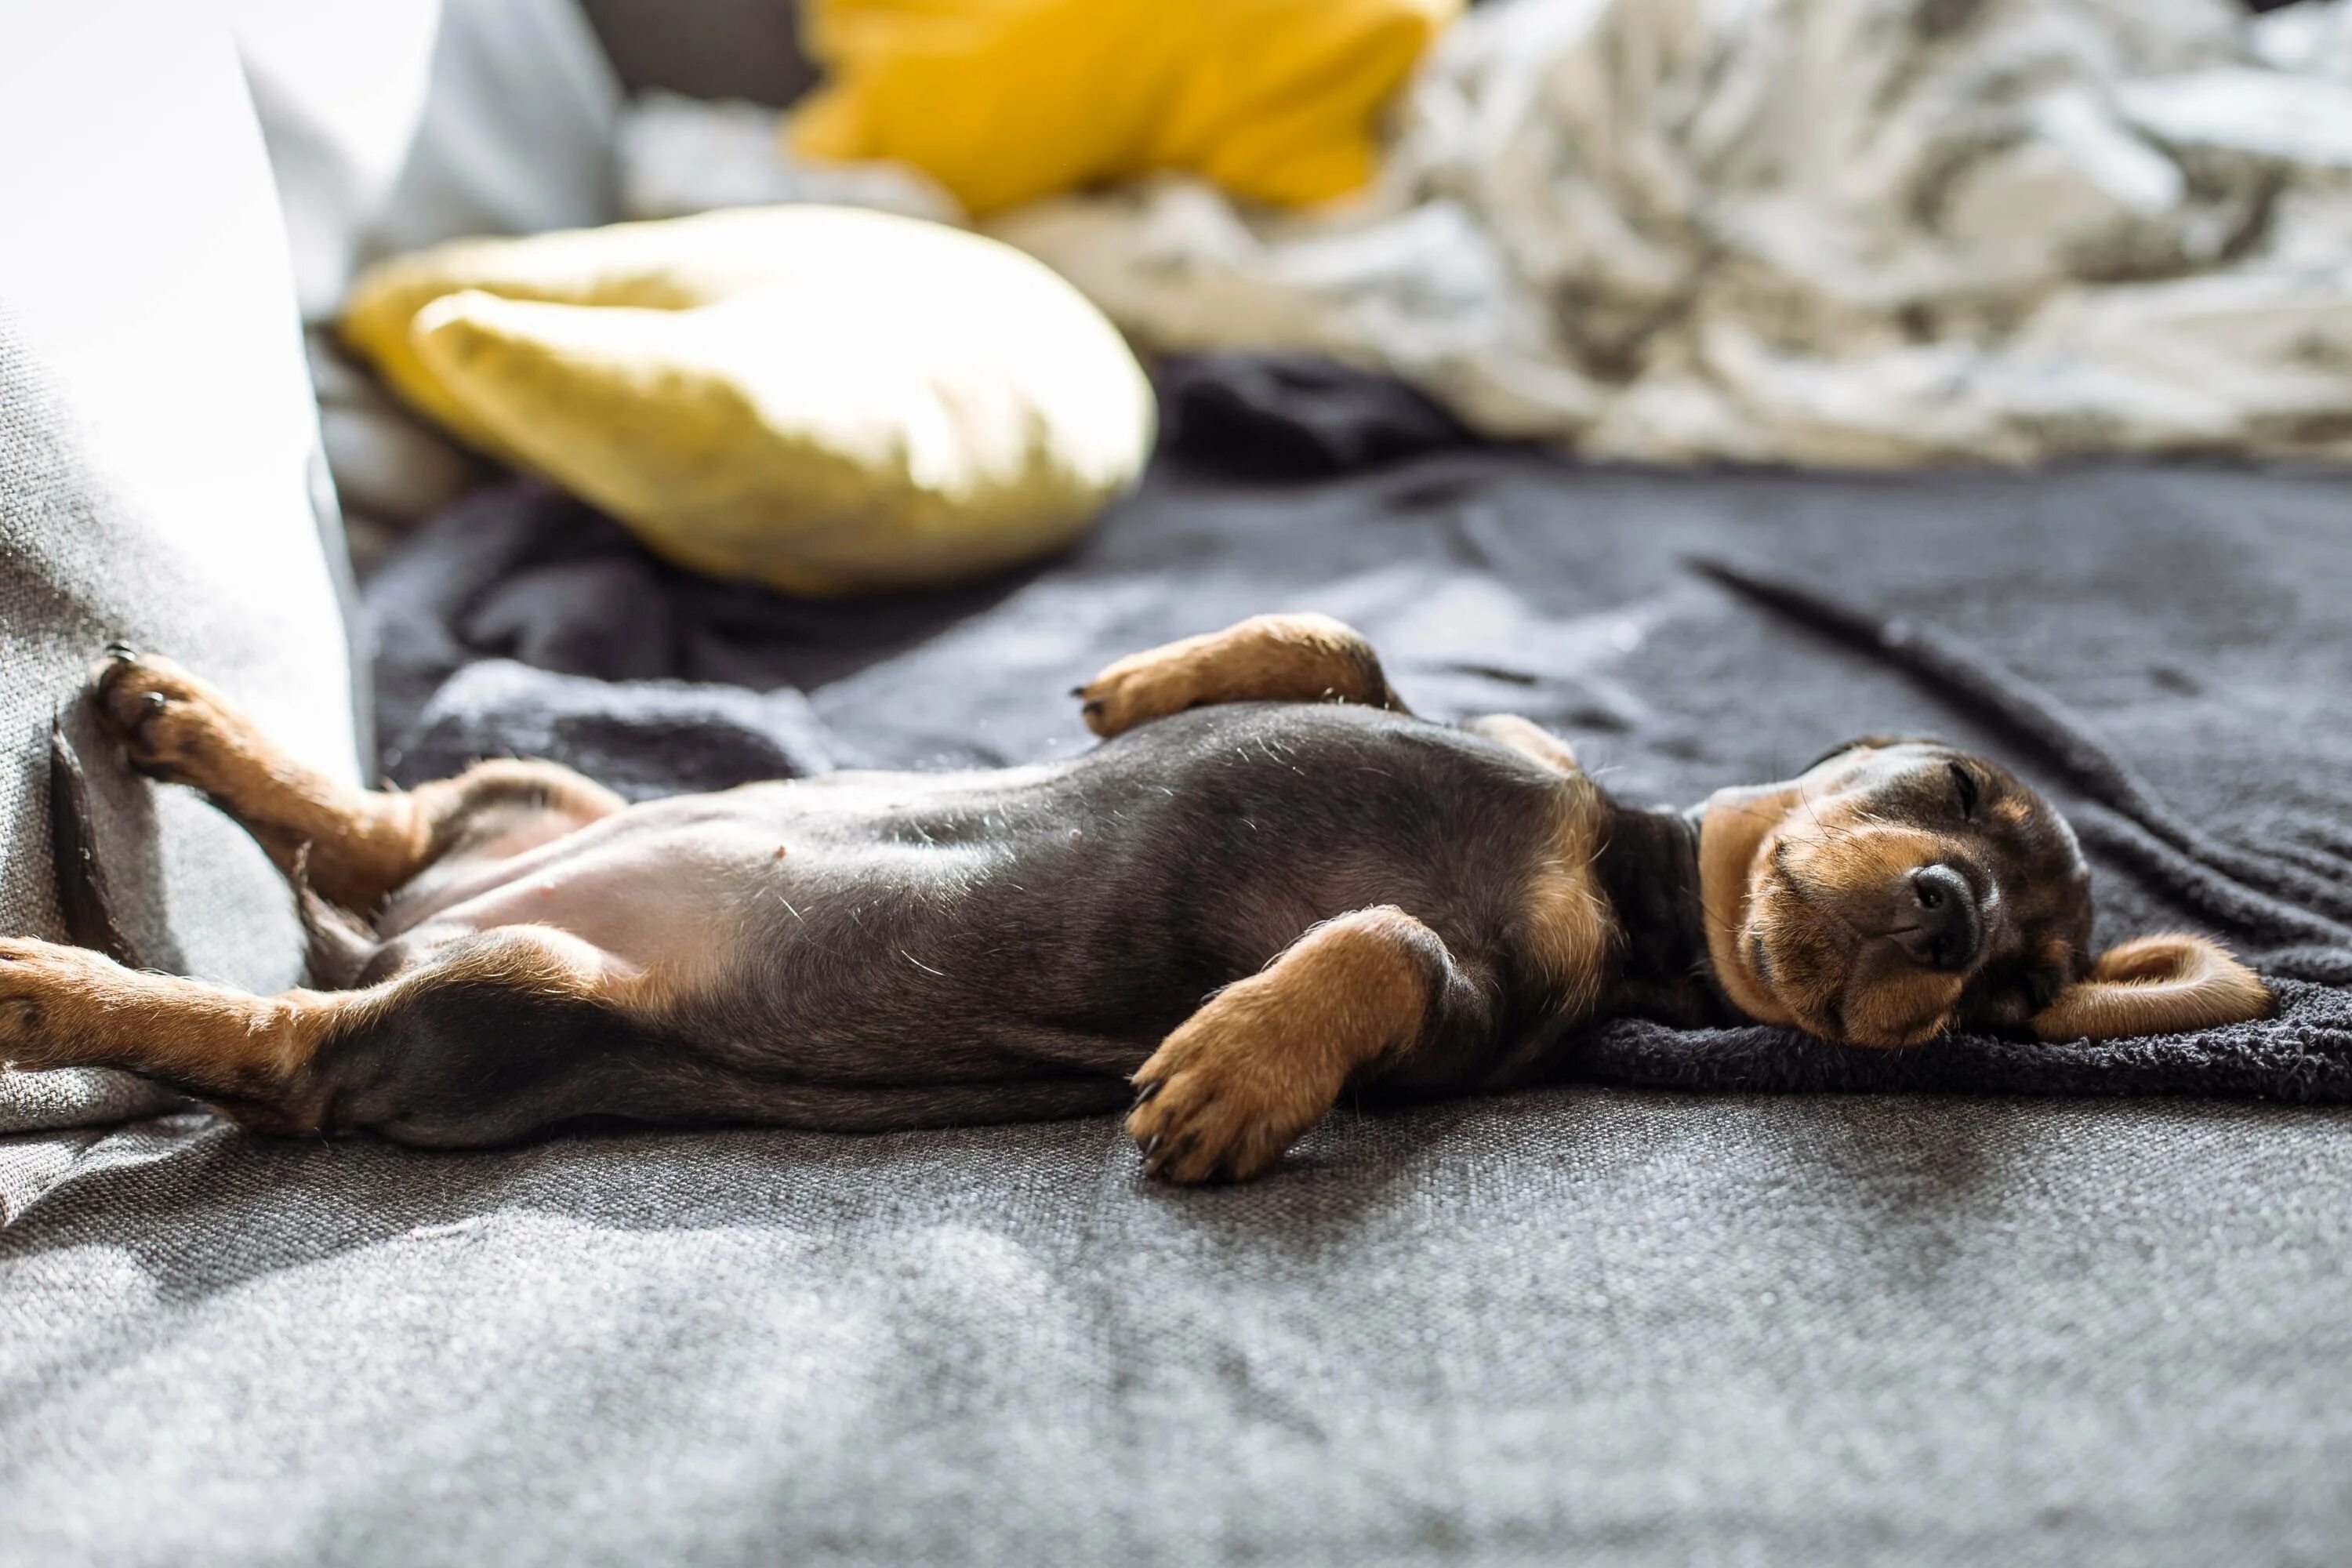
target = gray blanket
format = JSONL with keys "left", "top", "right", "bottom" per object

{"left": 365, "top": 365, "right": 2352, "bottom": 1105}
{"left": 7, "top": 361, "right": 2351, "bottom": 1564}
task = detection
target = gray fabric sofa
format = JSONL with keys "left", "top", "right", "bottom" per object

{"left": 0, "top": 1, "right": 365, "bottom": 1141}
{"left": 2, "top": 5, "right": 2347, "bottom": 1566}
{"left": 11, "top": 1088, "right": 2350, "bottom": 1566}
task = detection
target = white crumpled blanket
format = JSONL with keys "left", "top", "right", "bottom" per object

{"left": 989, "top": 0, "right": 2352, "bottom": 465}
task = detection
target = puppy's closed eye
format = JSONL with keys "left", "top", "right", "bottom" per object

{"left": 1947, "top": 761, "right": 1979, "bottom": 819}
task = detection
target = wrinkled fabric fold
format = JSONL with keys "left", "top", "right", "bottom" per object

{"left": 995, "top": 0, "right": 2352, "bottom": 468}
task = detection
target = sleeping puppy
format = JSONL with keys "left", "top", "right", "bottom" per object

{"left": 2, "top": 615, "right": 2270, "bottom": 1182}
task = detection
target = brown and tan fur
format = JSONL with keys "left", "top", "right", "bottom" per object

{"left": 1128, "top": 906, "right": 1443, "bottom": 1181}
{"left": 87, "top": 648, "right": 625, "bottom": 913}
{"left": 1077, "top": 612, "right": 1400, "bottom": 739}
{"left": 0, "top": 615, "right": 2272, "bottom": 1181}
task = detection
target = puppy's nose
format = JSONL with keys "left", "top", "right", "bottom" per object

{"left": 1895, "top": 863, "right": 1981, "bottom": 971}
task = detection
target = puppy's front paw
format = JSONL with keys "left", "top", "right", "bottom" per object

{"left": 1125, "top": 1002, "right": 1341, "bottom": 1185}
{"left": 89, "top": 648, "right": 234, "bottom": 783}
{"left": 1074, "top": 644, "right": 1207, "bottom": 739}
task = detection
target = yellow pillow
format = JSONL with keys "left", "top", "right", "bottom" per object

{"left": 789, "top": 0, "right": 1461, "bottom": 217}
{"left": 339, "top": 206, "right": 1155, "bottom": 595}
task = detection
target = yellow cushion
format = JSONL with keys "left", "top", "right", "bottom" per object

{"left": 789, "top": 0, "right": 1461, "bottom": 217}
{"left": 339, "top": 206, "right": 1155, "bottom": 595}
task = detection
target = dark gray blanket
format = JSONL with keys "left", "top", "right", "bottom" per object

{"left": 13, "top": 361, "right": 2352, "bottom": 1567}
{"left": 365, "top": 362, "right": 2352, "bottom": 1106}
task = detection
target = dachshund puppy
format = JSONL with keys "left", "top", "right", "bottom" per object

{"left": 1, "top": 615, "right": 2269, "bottom": 1182}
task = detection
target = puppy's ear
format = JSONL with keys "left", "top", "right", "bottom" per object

{"left": 2030, "top": 934, "right": 2270, "bottom": 1042}
{"left": 1802, "top": 734, "right": 1946, "bottom": 771}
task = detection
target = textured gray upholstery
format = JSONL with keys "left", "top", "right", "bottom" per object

{"left": 11, "top": 434, "right": 2352, "bottom": 1563}
{"left": 0, "top": 2, "right": 362, "bottom": 1132}
{"left": 4, "top": 1091, "right": 2347, "bottom": 1566}
{"left": 3, "top": 10, "right": 2347, "bottom": 1563}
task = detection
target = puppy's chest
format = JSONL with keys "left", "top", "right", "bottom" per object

{"left": 1136, "top": 720, "right": 1621, "bottom": 1015}
{"left": 1506, "top": 771, "right": 1617, "bottom": 1015}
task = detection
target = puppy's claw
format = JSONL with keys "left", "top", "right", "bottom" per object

{"left": 1131, "top": 1078, "right": 1163, "bottom": 1105}
{"left": 85, "top": 649, "right": 227, "bottom": 786}
{"left": 103, "top": 641, "right": 140, "bottom": 662}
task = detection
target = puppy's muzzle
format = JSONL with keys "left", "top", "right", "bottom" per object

{"left": 1891, "top": 862, "right": 1981, "bottom": 972}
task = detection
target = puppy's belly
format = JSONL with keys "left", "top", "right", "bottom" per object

{"left": 375, "top": 774, "right": 1032, "bottom": 987}
{"left": 397, "top": 815, "right": 788, "bottom": 983}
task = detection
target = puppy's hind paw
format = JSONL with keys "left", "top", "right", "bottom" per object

{"left": 87, "top": 649, "right": 236, "bottom": 785}
{"left": 0, "top": 937, "right": 117, "bottom": 1073}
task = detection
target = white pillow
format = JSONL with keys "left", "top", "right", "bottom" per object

{"left": 230, "top": 0, "right": 626, "bottom": 532}
{"left": 229, "top": 0, "right": 623, "bottom": 321}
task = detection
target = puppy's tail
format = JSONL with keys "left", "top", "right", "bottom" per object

{"left": 47, "top": 715, "right": 141, "bottom": 967}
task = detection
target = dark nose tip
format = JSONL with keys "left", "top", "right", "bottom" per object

{"left": 1895, "top": 863, "right": 1981, "bottom": 972}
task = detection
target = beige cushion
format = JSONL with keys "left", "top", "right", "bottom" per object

{"left": 343, "top": 206, "right": 1156, "bottom": 595}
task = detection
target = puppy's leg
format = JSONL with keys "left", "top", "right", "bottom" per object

{"left": 1076, "top": 613, "right": 1405, "bottom": 738}
{"left": 89, "top": 650, "right": 621, "bottom": 912}
{"left": 1461, "top": 713, "right": 1580, "bottom": 775}
{"left": 0, "top": 926, "right": 627, "bottom": 1138}
{"left": 1126, "top": 906, "right": 1475, "bottom": 1184}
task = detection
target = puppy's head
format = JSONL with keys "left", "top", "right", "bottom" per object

{"left": 1698, "top": 739, "right": 2268, "bottom": 1047}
